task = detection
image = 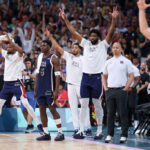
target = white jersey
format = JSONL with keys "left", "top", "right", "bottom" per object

{"left": 2, "top": 49, "right": 24, "bottom": 81}
{"left": 80, "top": 38, "right": 109, "bottom": 74}
{"left": 130, "top": 64, "right": 140, "bottom": 87}
{"left": 103, "top": 55, "right": 133, "bottom": 88}
{"left": 62, "top": 51, "right": 83, "bottom": 86}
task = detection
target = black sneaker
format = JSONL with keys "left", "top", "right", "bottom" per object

{"left": 36, "top": 133, "right": 51, "bottom": 141}
{"left": 94, "top": 133, "right": 104, "bottom": 140}
{"left": 54, "top": 132, "right": 65, "bottom": 141}
{"left": 37, "top": 124, "right": 45, "bottom": 135}
{"left": 72, "top": 129, "right": 79, "bottom": 137}
{"left": 73, "top": 131, "right": 85, "bottom": 139}
{"left": 25, "top": 124, "right": 34, "bottom": 133}
{"left": 85, "top": 129, "right": 92, "bottom": 137}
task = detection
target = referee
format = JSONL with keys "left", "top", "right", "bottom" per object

{"left": 102, "top": 42, "right": 134, "bottom": 143}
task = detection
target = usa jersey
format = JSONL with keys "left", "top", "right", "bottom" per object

{"left": 36, "top": 54, "right": 54, "bottom": 97}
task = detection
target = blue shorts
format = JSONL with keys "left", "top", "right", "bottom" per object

{"left": 80, "top": 73, "right": 103, "bottom": 99}
{"left": 37, "top": 94, "right": 53, "bottom": 106}
{"left": 21, "top": 91, "right": 37, "bottom": 111}
{"left": 0, "top": 80, "right": 26, "bottom": 101}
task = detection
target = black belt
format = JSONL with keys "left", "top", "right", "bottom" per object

{"left": 108, "top": 87, "right": 125, "bottom": 90}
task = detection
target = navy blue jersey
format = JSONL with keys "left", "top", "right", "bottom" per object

{"left": 36, "top": 54, "right": 54, "bottom": 97}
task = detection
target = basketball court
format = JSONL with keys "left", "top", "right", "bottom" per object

{"left": 0, "top": 130, "right": 149, "bottom": 150}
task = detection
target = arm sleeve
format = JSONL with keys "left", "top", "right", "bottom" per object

{"left": 127, "top": 60, "right": 134, "bottom": 74}
{"left": 1, "top": 49, "right": 7, "bottom": 58}
{"left": 102, "top": 40, "right": 110, "bottom": 49}
{"left": 61, "top": 51, "right": 71, "bottom": 61}
{"left": 103, "top": 62, "right": 108, "bottom": 75}
{"left": 134, "top": 67, "right": 140, "bottom": 77}
{"left": 80, "top": 38, "right": 88, "bottom": 48}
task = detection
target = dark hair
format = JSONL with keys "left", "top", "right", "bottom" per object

{"left": 67, "top": 39, "right": 72, "bottom": 43}
{"left": 73, "top": 42, "right": 83, "bottom": 50}
{"left": 24, "top": 57, "right": 32, "bottom": 63}
{"left": 42, "top": 40, "right": 52, "bottom": 47}
{"left": 89, "top": 29, "right": 101, "bottom": 38}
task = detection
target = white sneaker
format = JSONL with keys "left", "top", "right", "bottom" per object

{"left": 135, "top": 129, "right": 140, "bottom": 134}
{"left": 105, "top": 135, "right": 112, "bottom": 143}
{"left": 120, "top": 136, "right": 127, "bottom": 143}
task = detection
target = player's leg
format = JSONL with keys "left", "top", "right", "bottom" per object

{"left": 77, "top": 85, "right": 91, "bottom": 137}
{"left": 74, "top": 73, "right": 90, "bottom": 139}
{"left": 48, "top": 105, "right": 65, "bottom": 141}
{"left": 91, "top": 74, "right": 104, "bottom": 140}
{"left": 47, "top": 95, "right": 64, "bottom": 141}
{"left": 0, "top": 82, "right": 10, "bottom": 115}
{"left": 25, "top": 91, "right": 37, "bottom": 133}
{"left": 36, "top": 103, "right": 51, "bottom": 141}
{"left": 68, "top": 84, "right": 79, "bottom": 135}
{"left": 21, "top": 100, "right": 34, "bottom": 133}
{"left": 0, "top": 99, "right": 6, "bottom": 115}
{"left": 15, "top": 83, "right": 44, "bottom": 135}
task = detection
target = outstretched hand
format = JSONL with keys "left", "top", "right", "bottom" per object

{"left": 44, "top": 28, "right": 51, "bottom": 37}
{"left": 3, "top": 32, "right": 11, "bottom": 42}
{"left": 109, "top": 6, "right": 119, "bottom": 19}
{"left": 59, "top": 8, "right": 66, "bottom": 20}
{"left": 137, "top": 0, "right": 150, "bottom": 11}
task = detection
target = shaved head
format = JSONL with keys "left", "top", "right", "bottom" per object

{"left": 112, "top": 42, "right": 123, "bottom": 57}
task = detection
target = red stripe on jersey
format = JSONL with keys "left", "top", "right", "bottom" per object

{"left": 21, "top": 84, "right": 27, "bottom": 98}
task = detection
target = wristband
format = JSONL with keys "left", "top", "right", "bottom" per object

{"left": 55, "top": 71, "right": 61, "bottom": 76}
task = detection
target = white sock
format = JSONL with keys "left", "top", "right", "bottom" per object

{"left": 79, "top": 98, "right": 89, "bottom": 132}
{"left": 92, "top": 98, "right": 103, "bottom": 133}
{"left": 21, "top": 97, "right": 40, "bottom": 125}
{"left": 0, "top": 99, "right": 6, "bottom": 115}
{"left": 58, "top": 128, "right": 62, "bottom": 133}
{"left": 43, "top": 127, "right": 49, "bottom": 134}
{"left": 54, "top": 119, "right": 62, "bottom": 133}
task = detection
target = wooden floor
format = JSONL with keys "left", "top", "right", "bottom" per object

{"left": 0, "top": 133, "right": 143, "bottom": 150}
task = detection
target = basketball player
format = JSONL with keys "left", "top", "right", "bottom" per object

{"left": 0, "top": 32, "right": 44, "bottom": 135}
{"left": 34, "top": 40, "right": 64, "bottom": 141}
{"left": 137, "top": 0, "right": 150, "bottom": 40}
{"left": 59, "top": 7, "right": 118, "bottom": 139}
{"left": 45, "top": 29, "right": 91, "bottom": 138}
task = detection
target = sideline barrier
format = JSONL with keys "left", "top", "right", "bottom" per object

{"left": 0, "top": 108, "right": 74, "bottom": 131}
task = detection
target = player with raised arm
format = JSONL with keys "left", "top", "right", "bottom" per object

{"left": 45, "top": 28, "right": 91, "bottom": 138}
{"left": 0, "top": 32, "right": 44, "bottom": 136}
{"left": 34, "top": 39, "right": 64, "bottom": 141}
{"left": 137, "top": 0, "right": 150, "bottom": 40}
{"left": 59, "top": 7, "right": 118, "bottom": 139}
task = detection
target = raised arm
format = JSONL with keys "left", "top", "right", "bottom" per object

{"left": 137, "top": 0, "right": 150, "bottom": 40}
{"left": 105, "top": 6, "right": 119, "bottom": 44}
{"left": 59, "top": 8, "right": 82, "bottom": 43}
{"left": 4, "top": 32, "right": 23, "bottom": 56}
{"left": 45, "top": 28, "right": 64, "bottom": 56}
{"left": 52, "top": 56, "right": 60, "bottom": 101}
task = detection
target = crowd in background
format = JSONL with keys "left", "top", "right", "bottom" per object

{"left": 0, "top": 0, "right": 150, "bottom": 126}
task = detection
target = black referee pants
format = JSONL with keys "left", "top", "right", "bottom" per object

{"left": 105, "top": 88, "right": 128, "bottom": 137}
